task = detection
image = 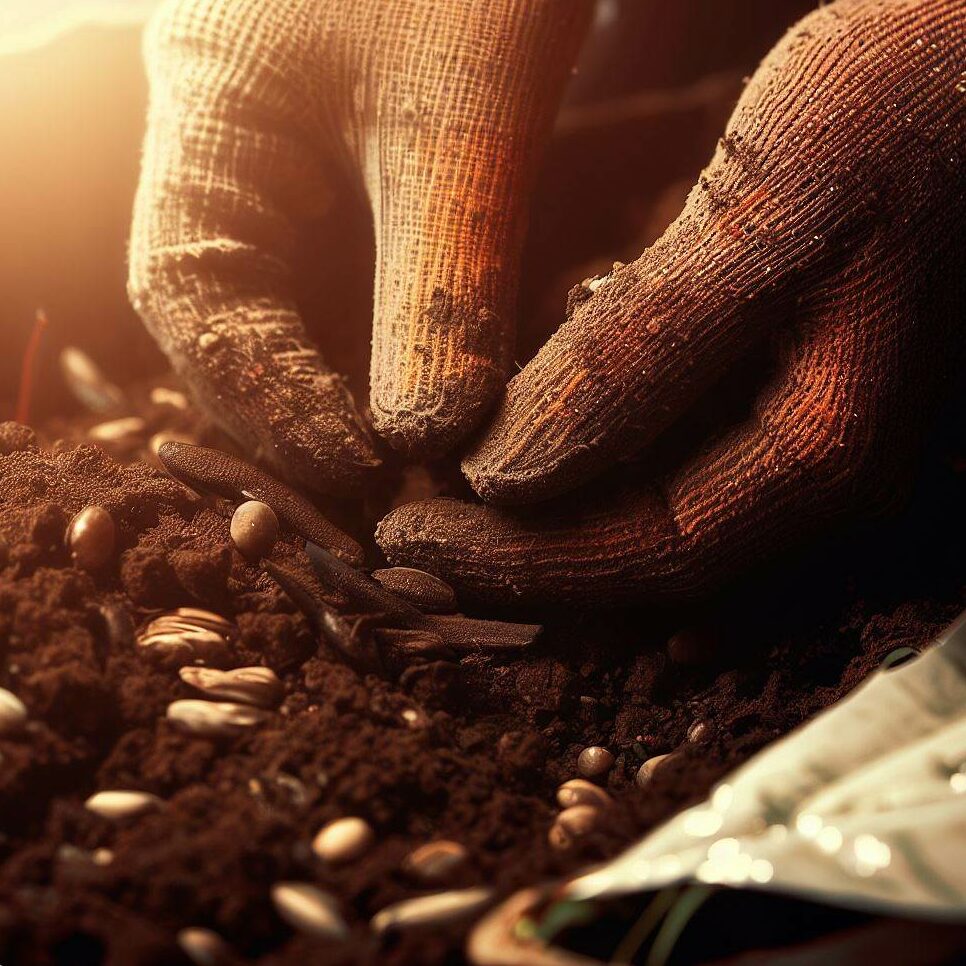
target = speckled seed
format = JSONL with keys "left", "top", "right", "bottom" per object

{"left": 85, "top": 790, "right": 162, "bottom": 820}
{"left": 404, "top": 840, "right": 469, "bottom": 882}
{"left": 66, "top": 506, "right": 116, "bottom": 570}
{"left": 230, "top": 500, "right": 279, "bottom": 560}
{"left": 576, "top": 746, "right": 614, "bottom": 779}
{"left": 179, "top": 666, "right": 283, "bottom": 708}
{"left": 371, "top": 888, "right": 494, "bottom": 934}
{"left": 167, "top": 699, "right": 270, "bottom": 738}
{"left": 371, "top": 567, "right": 458, "bottom": 613}
{"left": 147, "top": 431, "right": 196, "bottom": 469}
{"left": 177, "top": 927, "right": 232, "bottom": 966}
{"left": 635, "top": 753, "right": 675, "bottom": 787}
{"left": 556, "top": 779, "right": 614, "bottom": 810}
{"left": 687, "top": 720, "right": 711, "bottom": 743}
{"left": 271, "top": 883, "right": 348, "bottom": 940}
{"left": 0, "top": 688, "right": 27, "bottom": 735}
{"left": 312, "top": 817, "right": 375, "bottom": 864}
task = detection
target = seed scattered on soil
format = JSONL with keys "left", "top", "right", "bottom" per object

{"left": 59, "top": 347, "right": 126, "bottom": 414}
{"left": 177, "top": 926, "right": 232, "bottom": 966}
{"left": 84, "top": 790, "right": 163, "bottom": 820}
{"left": 270, "top": 883, "right": 348, "bottom": 941}
{"left": 66, "top": 505, "right": 115, "bottom": 570}
{"left": 556, "top": 805, "right": 600, "bottom": 836}
{"left": 311, "top": 816, "right": 375, "bottom": 864}
{"left": 149, "top": 386, "right": 189, "bottom": 411}
{"left": 636, "top": 753, "right": 676, "bottom": 787}
{"left": 230, "top": 500, "right": 279, "bottom": 560}
{"left": 556, "top": 779, "right": 614, "bottom": 809}
{"left": 687, "top": 720, "right": 712, "bottom": 743}
{"left": 137, "top": 609, "right": 235, "bottom": 666}
{"left": 0, "top": 688, "right": 28, "bottom": 735}
{"left": 179, "top": 666, "right": 283, "bottom": 708}
{"left": 371, "top": 567, "right": 458, "bottom": 613}
{"left": 371, "top": 887, "right": 494, "bottom": 934}
{"left": 576, "top": 745, "right": 614, "bottom": 779}
{"left": 167, "top": 699, "right": 270, "bottom": 738}
{"left": 403, "top": 840, "right": 469, "bottom": 882}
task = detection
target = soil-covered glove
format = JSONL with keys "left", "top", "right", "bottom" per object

{"left": 129, "top": 0, "right": 594, "bottom": 493}
{"left": 378, "top": 0, "right": 966, "bottom": 605}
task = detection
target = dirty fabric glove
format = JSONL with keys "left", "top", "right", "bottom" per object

{"left": 378, "top": 0, "right": 966, "bottom": 604}
{"left": 129, "top": 0, "right": 594, "bottom": 493}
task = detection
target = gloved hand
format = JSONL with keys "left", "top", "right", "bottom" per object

{"left": 129, "top": 0, "right": 594, "bottom": 493}
{"left": 378, "top": 0, "right": 966, "bottom": 605}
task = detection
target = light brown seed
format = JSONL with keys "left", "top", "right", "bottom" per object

{"left": 230, "top": 500, "right": 279, "bottom": 560}
{"left": 87, "top": 416, "right": 146, "bottom": 445}
{"left": 66, "top": 506, "right": 116, "bottom": 571}
{"left": 556, "top": 805, "right": 600, "bottom": 837}
{"left": 0, "top": 687, "right": 27, "bottom": 735}
{"left": 556, "top": 779, "right": 614, "bottom": 810}
{"left": 146, "top": 431, "right": 197, "bottom": 469}
{"left": 371, "top": 567, "right": 458, "bottom": 613}
{"left": 150, "top": 386, "right": 190, "bottom": 411}
{"left": 167, "top": 699, "right": 270, "bottom": 738}
{"left": 576, "top": 746, "right": 614, "bottom": 779}
{"left": 311, "top": 817, "right": 375, "bottom": 864}
{"left": 403, "top": 840, "right": 469, "bottom": 882}
{"left": 137, "top": 610, "right": 235, "bottom": 666}
{"left": 177, "top": 927, "right": 232, "bottom": 966}
{"left": 85, "top": 790, "right": 163, "bottom": 820}
{"left": 635, "top": 753, "right": 677, "bottom": 787}
{"left": 60, "top": 347, "right": 126, "bottom": 414}
{"left": 271, "top": 883, "right": 348, "bottom": 940}
{"left": 179, "top": 666, "right": 283, "bottom": 708}
{"left": 371, "top": 888, "right": 494, "bottom": 934}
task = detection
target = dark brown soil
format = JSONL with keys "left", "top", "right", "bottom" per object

{"left": 1, "top": 383, "right": 966, "bottom": 966}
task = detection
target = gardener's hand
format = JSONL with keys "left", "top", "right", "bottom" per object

{"left": 129, "top": 0, "right": 594, "bottom": 494}
{"left": 378, "top": 0, "right": 966, "bottom": 604}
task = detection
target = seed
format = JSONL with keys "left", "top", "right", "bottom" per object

{"left": 556, "top": 805, "right": 600, "bottom": 836}
{"left": 0, "top": 687, "right": 27, "bottom": 735}
{"left": 137, "top": 609, "right": 235, "bottom": 666}
{"left": 179, "top": 666, "right": 283, "bottom": 708}
{"left": 371, "top": 567, "right": 457, "bottom": 613}
{"left": 87, "top": 416, "right": 146, "bottom": 445}
{"left": 371, "top": 888, "right": 494, "bottom": 934}
{"left": 167, "top": 699, "right": 270, "bottom": 738}
{"left": 230, "top": 500, "right": 279, "bottom": 560}
{"left": 147, "top": 431, "right": 196, "bottom": 469}
{"left": 59, "top": 347, "right": 126, "bottom": 414}
{"left": 556, "top": 779, "right": 613, "bottom": 810}
{"left": 92, "top": 848, "right": 114, "bottom": 866}
{"left": 177, "top": 927, "right": 232, "bottom": 966}
{"left": 66, "top": 505, "right": 116, "bottom": 571}
{"left": 635, "top": 753, "right": 676, "bottom": 787}
{"left": 403, "top": 840, "right": 469, "bottom": 882}
{"left": 576, "top": 746, "right": 614, "bottom": 779}
{"left": 271, "top": 883, "right": 348, "bottom": 940}
{"left": 85, "top": 790, "right": 163, "bottom": 820}
{"left": 311, "top": 816, "right": 374, "bottom": 864}
{"left": 548, "top": 822, "right": 573, "bottom": 851}
{"left": 666, "top": 626, "right": 718, "bottom": 666}
{"left": 687, "top": 720, "right": 711, "bottom": 743}
{"left": 150, "top": 386, "right": 190, "bottom": 411}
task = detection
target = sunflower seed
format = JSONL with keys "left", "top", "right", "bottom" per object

{"left": 371, "top": 567, "right": 457, "bottom": 613}
{"left": 167, "top": 699, "right": 270, "bottom": 738}
{"left": 177, "top": 927, "right": 232, "bottom": 966}
{"left": 556, "top": 779, "right": 614, "bottom": 810}
{"left": 0, "top": 688, "right": 27, "bottom": 735}
{"left": 85, "top": 790, "right": 163, "bottom": 820}
{"left": 66, "top": 506, "right": 116, "bottom": 571}
{"left": 403, "top": 840, "right": 469, "bottom": 882}
{"left": 137, "top": 609, "right": 235, "bottom": 666}
{"left": 311, "top": 817, "right": 374, "bottom": 864}
{"left": 371, "top": 887, "right": 494, "bottom": 934}
{"left": 271, "top": 883, "right": 348, "bottom": 940}
{"left": 179, "top": 666, "right": 283, "bottom": 708}
{"left": 576, "top": 746, "right": 614, "bottom": 779}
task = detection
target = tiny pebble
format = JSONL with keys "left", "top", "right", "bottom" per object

{"left": 576, "top": 746, "right": 614, "bottom": 779}
{"left": 167, "top": 699, "right": 270, "bottom": 738}
{"left": 635, "top": 753, "right": 676, "bottom": 787}
{"left": 312, "top": 817, "right": 374, "bottom": 864}
{"left": 66, "top": 505, "right": 116, "bottom": 571}
{"left": 85, "top": 790, "right": 163, "bottom": 820}
{"left": 0, "top": 687, "right": 27, "bottom": 735}
{"left": 177, "top": 927, "right": 232, "bottom": 966}
{"left": 556, "top": 779, "right": 613, "bottom": 810}
{"left": 404, "top": 840, "right": 469, "bottom": 882}
{"left": 271, "top": 883, "right": 348, "bottom": 940}
{"left": 179, "top": 666, "right": 283, "bottom": 708}
{"left": 230, "top": 500, "right": 279, "bottom": 560}
{"left": 371, "top": 888, "right": 494, "bottom": 934}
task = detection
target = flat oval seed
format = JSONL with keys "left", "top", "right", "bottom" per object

{"left": 371, "top": 567, "right": 458, "bottom": 613}
{"left": 576, "top": 746, "right": 614, "bottom": 779}
{"left": 635, "top": 753, "right": 676, "bottom": 787}
{"left": 179, "top": 666, "right": 283, "bottom": 708}
{"left": 169, "top": 608, "right": 236, "bottom": 633}
{"left": 167, "top": 699, "right": 270, "bottom": 738}
{"left": 85, "top": 790, "right": 162, "bottom": 820}
{"left": 0, "top": 687, "right": 28, "bottom": 735}
{"left": 88, "top": 416, "right": 146, "bottom": 444}
{"left": 371, "top": 888, "right": 494, "bottom": 934}
{"left": 556, "top": 805, "right": 600, "bottom": 837}
{"left": 404, "top": 840, "right": 469, "bottom": 882}
{"left": 556, "top": 779, "right": 613, "bottom": 810}
{"left": 312, "top": 817, "right": 374, "bottom": 864}
{"left": 66, "top": 506, "right": 116, "bottom": 571}
{"left": 177, "top": 927, "right": 232, "bottom": 966}
{"left": 271, "top": 883, "right": 348, "bottom": 940}
{"left": 230, "top": 501, "right": 279, "bottom": 560}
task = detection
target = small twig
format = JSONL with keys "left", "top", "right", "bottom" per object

{"left": 14, "top": 309, "right": 49, "bottom": 424}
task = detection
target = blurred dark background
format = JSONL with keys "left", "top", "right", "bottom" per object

{"left": 0, "top": 0, "right": 815, "bottom": 422}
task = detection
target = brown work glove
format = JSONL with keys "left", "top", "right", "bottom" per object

{"left": 378, "top": 0, "right": 966, "bottom": 605}
{"left": 129, "top": 0, "right": 594, "bottom": 494}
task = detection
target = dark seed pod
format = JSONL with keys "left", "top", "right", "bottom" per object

{"left": 371, "top": 567, "right": 457, "bottom": 613}
{"left": 66, "top": 506, "right": 116, "bottom": 571}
